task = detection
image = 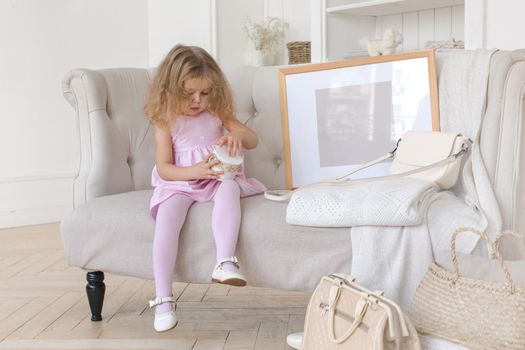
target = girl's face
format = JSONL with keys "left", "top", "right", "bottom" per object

{"left": 182, "top": 77, "right": 212, "bottom": 116}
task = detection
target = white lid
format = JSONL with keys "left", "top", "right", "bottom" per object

{"left": 212, "top": 145, "right": 243, "bottom": 165}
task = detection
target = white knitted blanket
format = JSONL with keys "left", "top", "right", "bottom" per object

{"left": 350, "top": 49, "right": 500, "bottom": 312}
{"left": 286, "top": 178, "right": 438, "bottom": 227}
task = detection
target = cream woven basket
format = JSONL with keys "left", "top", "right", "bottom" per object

{"left": 410, "top": 227, "right": 525, "bottom": 350}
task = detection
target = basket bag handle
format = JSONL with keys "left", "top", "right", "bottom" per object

{"left": 450, "top": 227, "right": 516, "bottom": 293}
{"left": 491, "top": 230, "right": 525, "bottom": 259}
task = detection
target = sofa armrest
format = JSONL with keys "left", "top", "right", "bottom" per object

{"left": 62, "top": 68, "right": 154, "bottom": 207}
{"left": 491, "top": 55, "right": 525, "bottom": 238}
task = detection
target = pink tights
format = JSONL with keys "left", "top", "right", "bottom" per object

{"left": 153, "top": 180, "right": 241, "bottom": 313}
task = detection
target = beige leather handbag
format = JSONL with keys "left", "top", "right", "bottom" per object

{"left": 390, "top": 131, "right": 468, "bottom": 189}
{"left": 301, "top": 274, "right": 421, "bottom": 350}
{"left": 265, "top": 131, "right": 470, "bottom": 201}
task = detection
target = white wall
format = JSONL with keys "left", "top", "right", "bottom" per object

{"left": 148, "top": 0, "right": 309, "bottom": 67}
{"left": 216, "top": 0, "right": 264, "bottom": 67}
{"left": 464, "top": 0, "right": 485, "bottom": 49}
{"left": 0, "top": 0, "right": 148, "bottom": 228}
{"left": 265, "top": 0, "right": 311, "bottom": 64}
{"left": 485, "top": 0, "right": 525, "bottom": 49}
{"left": 465, "top": 0, "right": 525, "bottom": 50}
{"left": 148, "top": 0, "right": 216, "bottom": 66}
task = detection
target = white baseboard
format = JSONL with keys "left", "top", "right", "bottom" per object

{"left": 0, "top": 175, "right": 74, "bottom": 229}
{"left": 0, "top": 204, "right": 73, "bottom": 229}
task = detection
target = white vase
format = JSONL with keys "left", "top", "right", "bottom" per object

{"left": 253, "top": 50, "right": 266, "bottom": 66}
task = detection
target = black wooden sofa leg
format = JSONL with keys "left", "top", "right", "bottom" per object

{"left": 86, "top": 271, "right": 105, "bottom": 321}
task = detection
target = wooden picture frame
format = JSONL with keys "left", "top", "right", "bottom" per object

{"left": 279, "top": 50, "right": 439, "bottom": 189}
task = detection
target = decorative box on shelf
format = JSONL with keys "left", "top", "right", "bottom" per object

{"left": 287, "top": 41, "right": 311, "bottom": 64}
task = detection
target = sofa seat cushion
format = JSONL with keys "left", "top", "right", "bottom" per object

{"left": 61, "top": 190, "right": 353, "bottom": 292}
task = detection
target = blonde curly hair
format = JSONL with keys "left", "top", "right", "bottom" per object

{"left": 144, "top": 45, "right": 234, "bottom": 127}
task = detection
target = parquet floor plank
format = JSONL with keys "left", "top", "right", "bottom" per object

{"left": 223, "top": 328, "right": 258, "bottom": 349}
{"left": 0, "top": 296, "right": 59, "bottom": 341}
{"left": 0, "top": 223, "right": 309, "bottom": 350}
{"left": 6, "top": 292, "right": 83, "bottom": 340}
{"left": 253, "top": 319, "right": 288, "bottom": 350}
{"left": 177, "top": 283, "right": 210, "bottom": 302}
{"left": 0, "top": 298, "right": 28, "bottom": 321}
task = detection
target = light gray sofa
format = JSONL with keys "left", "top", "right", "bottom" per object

{"left": 61, "top": 50, "right": 525, "bottom": 321}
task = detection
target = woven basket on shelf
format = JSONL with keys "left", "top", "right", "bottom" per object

{"left": 286, "top": 41, "right": 311, "bottom": 64}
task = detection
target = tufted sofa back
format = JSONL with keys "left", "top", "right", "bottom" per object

{"left": 62, "top": 65, "right": 275, "bottom": 207}
{"left": 63, "top": 51, "right": 525, "bottom": 235}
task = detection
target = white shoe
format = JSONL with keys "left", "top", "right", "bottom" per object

{"left": 211, "top": 256, "right": 247, "bottom": 287}
{"left": 148, "top": 296, "right": 177, "bottom": 332}
{"left": 286, "top": 332, "right": 303, "bottom": 349}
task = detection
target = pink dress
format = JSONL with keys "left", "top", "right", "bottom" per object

{"left": 150, "top": 111, "right": 266, "bottom": 219}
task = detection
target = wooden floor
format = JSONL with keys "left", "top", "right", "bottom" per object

{"left": 0, "top": 223, "right": 309, "bottom": 350}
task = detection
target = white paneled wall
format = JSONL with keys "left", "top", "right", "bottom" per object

{"left": 378, "top": 5, "right": 464, "bottom": 52}
{"left": 216, "top": 0, "right": 264, "bottom": 67}
{"left": 464, "top": 0, "right": 525, "bottom": 50}
{"left": 485, "top": 0, "right": 525, "bottom": 49}
{"left": 148, "top": 0, "right": 216, "bottom": 67}
{"left": 150, "top": 0, "right": 309, "bottom": 67}
{"left": 0, "top": 0, "right": 149, "bottom": 229}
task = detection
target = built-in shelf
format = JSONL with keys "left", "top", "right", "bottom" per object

{"left": 313, "top": 0, "right": 465, "bottom": 62}
{"left": 326, "top": 0, "right": 464, "bottom": 17}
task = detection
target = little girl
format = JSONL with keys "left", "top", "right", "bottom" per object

{"left": 144, "top": 45, "right": 266, "bottom": 332}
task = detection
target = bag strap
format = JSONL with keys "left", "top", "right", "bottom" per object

{"left": 334, "top": 150, "right": 395, "bottom": 181}
{"left": 335, "top": 134, "right": 469, "bottom": 181}
{"left": 264, "top": 135, "right": 470, "bottom": 202}
{"left": 491, "top": 230, "right": 525, "bottom": 259}
{"left": 327, "top": 283, "right": 369, "bottom": 344}
{"left": 329, "top": 274, "right": 408, "bottom": 338}
{"left": 263, "top": 189, "right": 295, "bottom": 201}
{"left": 450, "top": 227, "right": 515, "bottom": 293}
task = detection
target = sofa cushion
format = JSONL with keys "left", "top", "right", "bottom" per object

{"left": 61, "top": 191, "right": 353, "bottom": 292}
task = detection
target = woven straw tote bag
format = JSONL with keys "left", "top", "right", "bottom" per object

{"left": 301, "top": 274, "right": 421, "bottom": 350}
{"left": 410, "top": 227, "right": 525, "bottom": 350}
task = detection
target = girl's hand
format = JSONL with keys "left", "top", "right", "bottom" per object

{"left": 190, "top": 153, "right": 223, "bottom": 180}
{"left": 217, "top": 132, "right": 244, "bottom": 157}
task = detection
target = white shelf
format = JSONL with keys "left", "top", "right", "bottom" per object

{"left": 326, "top": 0, "right": 464, "bottom": 17}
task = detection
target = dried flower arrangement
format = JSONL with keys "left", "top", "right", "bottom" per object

{"left": 244, "top": 16, "right": 289, "bottom": 52}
